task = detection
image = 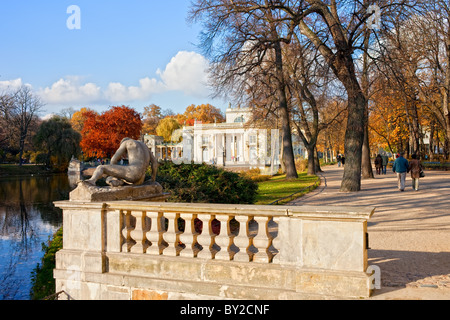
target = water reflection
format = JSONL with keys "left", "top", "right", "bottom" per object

{"left": 0, "top": 175, "right": 72, "bottom": 300}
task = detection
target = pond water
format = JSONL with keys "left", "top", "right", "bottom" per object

{"left": 0, "top": 174, "right": 74, "bottom": 300}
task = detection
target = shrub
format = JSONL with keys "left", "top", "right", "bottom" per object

{"left": 295, "top": 158, "right": 308, "bottom": 172}
{"left": 152, "top": 162, "right": 259, "bottom": 204}
{"left": 30, "top": 227, "right": 63, "bottom": 300}
{"left": 238, "top": 168, "right": 271, "bottom": 182}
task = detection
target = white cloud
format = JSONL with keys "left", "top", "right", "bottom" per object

{"left": 39, "top": 76, "right": 102, "bottom": 104}
{"left": 30, "top": 51, "right": 211, "bottom": 108}
{"left": 104, "top": 77, "right": 164, "bottom": 103}
{"left": 157, "top": 51, "right": 210, "bottom": 96}
{"left": 0, "top": 78, "right": 30, "bottom": 92}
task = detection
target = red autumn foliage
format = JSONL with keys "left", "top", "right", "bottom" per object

{"left": 80, "top": 106, "right": 142, "bottom": 158}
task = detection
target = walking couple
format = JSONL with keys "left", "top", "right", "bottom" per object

{"left": 392, "top": 152, "right": 424, "bottom": 191}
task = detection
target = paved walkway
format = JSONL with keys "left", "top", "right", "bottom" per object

{"left": 289, "top": 165, "right": 450, "bottom": 300}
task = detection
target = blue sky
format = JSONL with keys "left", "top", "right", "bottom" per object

{"left": 0, "top": 0, "right": 227, "bottom": 117}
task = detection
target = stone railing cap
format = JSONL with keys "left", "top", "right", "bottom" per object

{"left": 104, "top": 201, "right": 291, "bottom": 217}
{"left": 53, "top": 201, "right": 375, "bottom": 221}
{"left": 288, "top": 205, "right": 375, "bottom": 221}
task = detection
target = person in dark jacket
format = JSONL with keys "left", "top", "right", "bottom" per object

{"left": 381, "top": 153, "right": 389, "bottom": 175}
{"left": 374, "top": 154, "right": 383, "bottom": 175}
{"left": 392, "top": 152, "right": 409, "bottom": 191}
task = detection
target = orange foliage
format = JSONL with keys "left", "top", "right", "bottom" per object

{"left": 80, "top": 106, "right": 142, "bottom": 158}
{"left": 142, "top": 104, "right": 162, "bottom": 135}
{"left": 70, "top": 107, "right": 95, "bottom": 133}
{"left": 369, "top": 81, "right": 408, "bottom": 153}
{"left": 181, "top": 104, "right": 225, "bottom": 126}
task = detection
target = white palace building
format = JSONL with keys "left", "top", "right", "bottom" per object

{"left": 144, "top": 106, "right": 307, "bottom": 174}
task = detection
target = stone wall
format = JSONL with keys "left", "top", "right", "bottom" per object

{"left": 53, "top": 201, "right": 375, "bottom": 300}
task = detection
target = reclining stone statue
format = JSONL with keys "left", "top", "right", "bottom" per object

{"left": 84, "top": 137, "right": 158, "bottom": 187}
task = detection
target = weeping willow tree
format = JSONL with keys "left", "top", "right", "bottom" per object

{"left": 33, "top": 116, "right": 81, "bottom": 171}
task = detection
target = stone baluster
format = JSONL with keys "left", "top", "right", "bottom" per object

{"left": 179, "top": 214, "right": 197, "bottom": 258}
{"left": 229, "top": 218, "right": 240, "bottom": 260}
{"left": 267, "top": 217, "right": 279, "bottom": 263}
{"left": 146, "top": 211, "right": 164, "bottom": 255}
{"left": 129, "top": 211, "right": 149, "bottom": 254}
{"left": 252, "top": 216, "right": 271, "bottom": 263}
{"left": 161, "top": 212, "right": 180, "bottom": 256}
{"left": 232, "top": 215, "right": 251, "bottom": 262}
{"left": 214, "top": 214, "right": 231, "bottom": 261}
{"left": 196, "top": 214, "right": 213, "bottom": 259}
{"left": 121, "top": 211, "right": 136, "bottom": 253}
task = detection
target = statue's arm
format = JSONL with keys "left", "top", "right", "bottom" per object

{"left": 111, "top": 143, "right": 126, "bottom": 164}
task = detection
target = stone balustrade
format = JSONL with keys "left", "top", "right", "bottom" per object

{"left": 116, "top": 203, "right": 279, "bottom": 263}
{"left": 53, "top": 200, "right": 375, "bottom": 300}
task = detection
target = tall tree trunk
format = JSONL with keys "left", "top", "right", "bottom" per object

{"left": 361, "top": 27, "right": 374, "bottom": 179}
{"left": 444, "top": 27, "right": 450, "bottom": 160}
{"left": 307, "top": 144, "right": 316, "bottom": 175}
{"left": 429, "top": 120, "right": 436, "bottom": 160}
{"left": 314, "top": 146, "right": 322, "bottom": 173}
{"left": 278, "top": 92, "right": 298, "bottom": 179}
{"left": 273, "top": 38, "right": 298, "bottom": 179}
{"left": 361, "top": 124, "right": 374, "bottom": 179}
{"left": 341, "top": 94, "right": 366, "bottom": 191}
{"left": 298, "top": 15, "right": 366, "bottom": 191}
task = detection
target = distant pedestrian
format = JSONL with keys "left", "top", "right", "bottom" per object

{"left": 337, "top": 154, "right": 342, "bottom": 167}
{"left": 381, "top": 153, "right": 389, "bottom": 175}
{"left": 392, "top": 152, "right": 409, "bottom": 191}
{"left": 374, "top": 154, "right": 383, "bottom": 175}
{"left": 341, "top": 155, "right": 345, "bottom": 166}
{"left": 408, "top": 154, "right": 424, "bottom": 191}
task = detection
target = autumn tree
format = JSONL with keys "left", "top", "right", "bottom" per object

{"left": 182, "top": 104, "right": 225, "bottom": 126}
{"left": 288, "top": 0, "right": 417, "bottom": 191}
{"left": 369, "top": 77, "right": 408, "bottom": 154}
{"left": 285, "top": 32, "right": 346, "bottom": 175}
{"left": 190, "top": 1, "right": 299, "bottom": 179}
{"left": 142, "top": 104, "right": 163, "bottom": 135}
{"left": 404, "top": 0, "right": 450, "bottom": 159}
{"left": 399, "top": 0, "right": 450, "bottom": 158}
{"left": 70, "top": 107, "right": 96, "bottom": 133}
{"left": 365, "top": 1, "right": 450, "bottom": 160}
{"left": 191, "top": 1, "right": 417, "bottom": 189}
{"left": 156, "top": 117, "right": 182, "bottom": 142}
{"left": 80, "top": 106, "right": 142, "bottom": 158}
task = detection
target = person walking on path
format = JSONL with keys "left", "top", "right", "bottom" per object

{"left": 337, "top": 154, "right": 342, "bottom": 167}
{"left": 392, "top": 152, "right": 409, "bottom": 191}
{"left": 381, "top": 153, "right": 389, "bottom": 175}
{"left": 375, "top": 154, "right": 383, "bottom": 175}
{"left": 408, "top": 154, "right": 424, "bottom": 191}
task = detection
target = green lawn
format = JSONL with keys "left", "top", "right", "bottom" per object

{"left": 255, "top": 172, "right": 320, "bottom": 205}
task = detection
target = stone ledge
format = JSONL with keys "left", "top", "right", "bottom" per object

{"left": 69, "top": 181, "right": 170, "bottom": 202}
{"left": 54, "top": 266, "right": 370, "bottom": 300}
{"left": 53, "top": 250, "right": 370, "bottom": 299}
{"left": 104, "top": 252, "right": 371, "bottom": 299}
